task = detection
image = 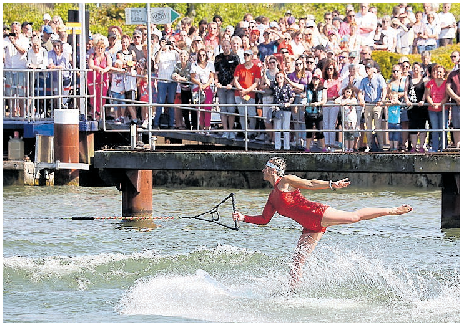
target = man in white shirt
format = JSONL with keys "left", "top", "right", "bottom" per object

{"left": 355, "top": 3, "right": 377, "bottom": 47}
{"left": 438, "top": 3, "right": 456, "bottom": 47}
{"left": 4, "top": 21, "right": 29, "bottom": 117}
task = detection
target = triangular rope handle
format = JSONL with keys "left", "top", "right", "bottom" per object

{"left": 182, "top": 193, "right": 239, "bottom": 231}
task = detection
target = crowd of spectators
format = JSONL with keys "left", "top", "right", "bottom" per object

{"left": 3, "top": 3, "right": 460, "bottom": 151}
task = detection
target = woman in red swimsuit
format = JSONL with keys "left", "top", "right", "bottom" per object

{"left": 232, "top": 157, "right": 413, "bottom": 289}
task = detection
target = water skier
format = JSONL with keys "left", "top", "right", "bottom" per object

{"left": 232, "top": 157, "right": 413, "bottom": 289}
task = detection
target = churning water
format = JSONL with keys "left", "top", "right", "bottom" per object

{"left": 3, "top": 185, "right": 460, "bottom": 323}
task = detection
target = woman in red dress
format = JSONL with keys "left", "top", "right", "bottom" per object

{"left": 233, "top": 157, "right": 413, "bottom": 290}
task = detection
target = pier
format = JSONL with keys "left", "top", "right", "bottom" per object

{"left": 93, "top": 150, "right": 460, "bottom": 229}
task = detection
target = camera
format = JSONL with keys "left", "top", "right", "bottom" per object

{"left": 8, "top": 32, "right": 16, "bottom": 37}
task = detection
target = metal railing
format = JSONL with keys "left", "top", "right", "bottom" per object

{"left": 3, "top": 68, "right": 92, "bottom": 121}
{"left": 4, "top": 68, "right": 458, "bottom": 152}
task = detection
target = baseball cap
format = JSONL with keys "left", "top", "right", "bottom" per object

{"left": 108, "top": 32, "right": 117, "bottom": 39}
{"left": 43, "top": 25, "right": 53, "bottom": 34}
{"left": 365, "top": 62, "right": 374, "bottom": 69}
{"left": 192, "top": 36, "right": 202, "bottom": 42}
{"left": 349, "top": 51, "right": 358, "bottom": 58}
{"left": 269, "top": 22, "right": 279, "bottom": 29}
{"left": 306, "top": 21, "right": 316, "bottom": 28}
{"left": 43, "top": 13, "right": 51, "bottom": 21}
{"left": 133, "top": 29, "right": 142, "bottom": 37}
{"left": 244, "top": 49, "right": 253, "bottom": 55}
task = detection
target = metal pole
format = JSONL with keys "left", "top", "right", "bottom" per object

{"left": 79, "top": 3, "right": 87, "bottom": 118}
{"left": 146, "top": 3, "right": 153, "bottom": 149}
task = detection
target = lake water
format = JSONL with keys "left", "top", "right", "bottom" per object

{"left": 3, "top": 185, "right": 460, "bottom": 323}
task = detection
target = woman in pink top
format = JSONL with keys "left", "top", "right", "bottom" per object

{"left": 233, "top": 157, "right": 413, "bottom": 290}
{"left": 322, "top": 59, "right": 342, "bottom": 150}
{"left": 88, "top": 38, "right": 112, "bottom": 120}
{"left": 426, "top": 64, "right": 448, "bottom": 151}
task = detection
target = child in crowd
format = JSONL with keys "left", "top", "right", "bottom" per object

{"left": 136, "top": 60, "right": 151, "bottom": 127}
{"left": 387, "top": 91, "right": 402, "bottom": 151}
{"left": 335, "top": 84, "right": 358, "bottom": 152}
{"left": 110, "top": 59, "right": 126, "bottom": 122}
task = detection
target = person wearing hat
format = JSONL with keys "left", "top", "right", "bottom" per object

{"left": 358, "top": 62, "right": 387, "bottom": 152}
{"left": 233, "top": 48, "right": 261, "bottom": 138}
{"left": 129, "top": 29, "right": 145, "bottom": 62}
{"left": 41, "top": 25, "right": 54, "bottom": 51}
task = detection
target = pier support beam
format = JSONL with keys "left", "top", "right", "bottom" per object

{"left": 54, "top": 109, "right": 80, "bottom": 185}
{"left": 441, "top": 173, "right": 460, "bottom": 229}
{"left": 119, "top": 170, "right": 153, "bottom": 218}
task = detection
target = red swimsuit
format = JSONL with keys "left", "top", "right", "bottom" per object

{"left": 244, "top": 179, "right": 329, "bottom": 233}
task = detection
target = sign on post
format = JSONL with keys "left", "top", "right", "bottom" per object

{"left": 125, "top": 7, "right": 180, "bottom": 25}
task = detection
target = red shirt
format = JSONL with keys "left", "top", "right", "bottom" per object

{"left": 426, "top": 79, "right": 447, "bottom": 112}
{"left": 244, "top": 179, "right": 329, "bottom": 233}
{"left": 234, "top": 63, "right": 261, "bottom": 99}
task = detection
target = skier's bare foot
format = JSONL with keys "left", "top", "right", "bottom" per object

{"left": 389, "top": 204, "right": 413, "bottom": 215}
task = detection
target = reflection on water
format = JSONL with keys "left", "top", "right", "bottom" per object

{"left": 3, "top": 185, "right": 460, "bottom": 323}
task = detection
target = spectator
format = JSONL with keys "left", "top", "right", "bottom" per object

{"left": 421, "top": 50, "right": 432, "bottom": 78}
{"left": 57, "top": 27, "right": 72, "bottom": 64}
{"left": 424, "top": 13, "right": 440, "bottom": 51}
{"left": 335, "top": 84, "right": 359, "bottom": 152}
{"left": 386, "top": 91, "right": 403, "bottom": 151}
{"left": 358, "top": 62, "right": 387, "bottom": 151}
{"left": 21, "top": 22, "right": 33, "bottom": 39}
{"left": 109, "top": 59, "right": 126, "bottom": 120}
{"left": 426, "top": 64, "right": 448, "bottom": 152}
{"left": 198, "top": 19, "right": 208, "bottom": 38}
{"left": 214, "top": 39, "right": 240, "bottom": 139}
{"left": 191, "top": 48, "right": 215, "bottom": 134}
{"left": 289, "top": 69, "right": 327, "bottom": 152}
{"left": 373, "top": 23, "right": 389, "bottom": 51}
{"left": 382, "top": 15, "right": 398, "bottom": 53}
{"left": 259, "top": 55, "right": 279, "bottom": 143}
{"left": 153, "top": 40, "right": 179, "bottom": 129}
{"left": 356, "top": 3, "right": 377, "bottom": 47}
{"left": 404, "top": 61, "right": 428, "bottom": 153}
{"left": 204, "top": 22, "right": 219, "bottom": 48}
{"left": 234, "top": 49, "right": 261, "bottom": 138}
{"left": 106, "top": 32, "right": 118, "bottom": 63}
{"left": 27, "top": 37, "right": 48, "bottom": 117}
{"left": 451, "top": 51, "right": 459, "bottom": 71}
{"left": 348, "top": 23, "right": 361, "bottom": 53}
{"left": 87, "top": 37, "right": 112, "bottom": 120}
{"left": 172, "top": 50, "right": 195, "bottom": 130}
{"left": 116, "top": 34, "right": 137, "bottom": 123}
{"left": 258, "top": 30, "right": 278, "bottom": 62}
{"left": 438, "top": 3, "right": 456, "bottom": 47}
{"left": 231, "top": 35, "right": 244, "bottom": 63}
{"left": 339, "top": 10, "right": 356, "bottom": 37}
{"left": 445, "top": 60, "right": 460, "bottom": 148}
{"left": 41, "top": 25, "right": 54, "bottom": 51}
{"left": 289, "top": 57, "right": 310, "bottom": 148}
{"left": 129, "top": 30, "right": 145, "bottom": 62}
{"left": 387, "top": 63, "right": 409, "bottom": 150}
{"left": 41, "top": 13, "right": 51, "bottom": 33}
{"left": 269, "top": 71, "right": 294, "bottom": 150}
{"left": 322, "top": 59, "right": 341, "bottom": 150}
{"left": 4, "top": 21, "right": 29, "bottom": 117}
{"left": 290, "top": 31, "right": 305, "bottom": 57}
